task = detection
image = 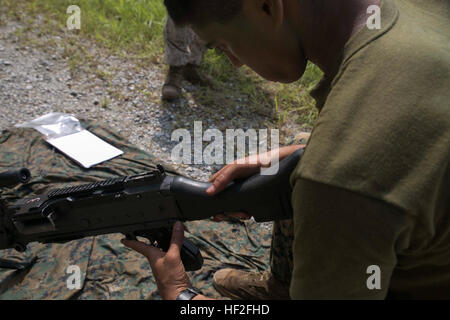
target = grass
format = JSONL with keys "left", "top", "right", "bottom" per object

{"left": 2, "top": 0, "right": 322, "bottom": 130}
{"left": 11, "top": 0, "right": 167, "bottom": 55}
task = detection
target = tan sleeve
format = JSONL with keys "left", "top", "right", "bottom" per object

{"left": 289, "top": 178, "right": 414, "bottom": 299}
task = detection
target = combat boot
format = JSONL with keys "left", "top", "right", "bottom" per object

{"left": 213, "top": 269, "right": 290, "bottom": 300}
{"left": 162, "top": 65, "right": 183, "bottom": 101}
{"left": 182, "top": 63, "right": 213, "bottom": 87}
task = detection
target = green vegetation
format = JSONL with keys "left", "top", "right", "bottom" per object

{"left": 5, "top": 0, "right": 167, "bottom": 55}
{"left": 2, "top": 0, "right": 322, "bottom": 129}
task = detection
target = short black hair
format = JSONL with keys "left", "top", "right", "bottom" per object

{"left": 164, "top": 0, "right": 243, "bottom": 27}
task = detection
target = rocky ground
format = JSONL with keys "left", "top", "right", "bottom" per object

{"left": 0, "top": 13, "right": 314, "bottom": 234}
{"left": 0, "top": 17, "right": 305, "bottom": 184}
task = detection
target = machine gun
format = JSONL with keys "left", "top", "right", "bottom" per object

{"left": 0, "top": 149, "right": 303, "bottom": 271}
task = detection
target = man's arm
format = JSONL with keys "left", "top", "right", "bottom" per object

{"left": 122, "top": 222, "right": 216, "bottom": 300}
{"left": 290, "top": 178, "right": 414, "bottom": 299}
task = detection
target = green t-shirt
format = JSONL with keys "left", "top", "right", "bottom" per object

{"left": 290, "top": 0, "right": 450, "bottom": 299}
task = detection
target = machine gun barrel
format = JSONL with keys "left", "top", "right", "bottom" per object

{"left": 0, "top": 168, "right": 31, "bottom": 188}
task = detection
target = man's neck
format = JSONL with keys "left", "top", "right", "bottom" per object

{"left": 287, "top": 0, "right": 381, "bottom": 74}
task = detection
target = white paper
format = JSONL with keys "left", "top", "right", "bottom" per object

{"left": 46, "top": 130, "right": 124, "bottom": 168}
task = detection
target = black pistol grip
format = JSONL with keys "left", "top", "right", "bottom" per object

{"left": 180, "top": 238, "right": 204, "bottom": 272}
{"left": 133, "top": 228, "right": 204, "bottom": 272}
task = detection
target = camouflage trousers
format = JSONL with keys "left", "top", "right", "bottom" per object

{"left": 270, "top": 219, "right": 294, "bottom": 286}
{"left": 163, "top": 17, "right": 207, "bottom": 67}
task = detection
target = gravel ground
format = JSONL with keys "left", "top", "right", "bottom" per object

{"left": 0, "top": 15, "right": 314, "bottom": 232}
{"left": 0, "top": 18, "right": 300, "bottom": 184}
{"left": 0, "top": 20, "right": 197, "bottom": 178}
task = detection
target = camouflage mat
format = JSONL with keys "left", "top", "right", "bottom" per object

{"left": 0, "top": 120, "right": 272, "bottom": 299}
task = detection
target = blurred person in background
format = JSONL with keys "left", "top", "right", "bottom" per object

{"left": 162, "top": 16, "right": 211, "bottom": 101}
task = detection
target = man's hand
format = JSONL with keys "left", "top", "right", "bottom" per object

{"left": 121, "top": 222, "right": 191, "bottom": 300}
{"left": 208, "top": 144, "right": 305, "bottom": 222}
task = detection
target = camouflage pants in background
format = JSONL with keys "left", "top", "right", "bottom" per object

{"left": 270, "top": 219, "right": 294, "bottom": 286}
{"left": 163, "top": 17, "right": 207, "bottom": 67}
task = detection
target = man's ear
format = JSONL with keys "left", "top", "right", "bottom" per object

{"left": 260, "top": 0, "right": 284, "bottom": 29}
